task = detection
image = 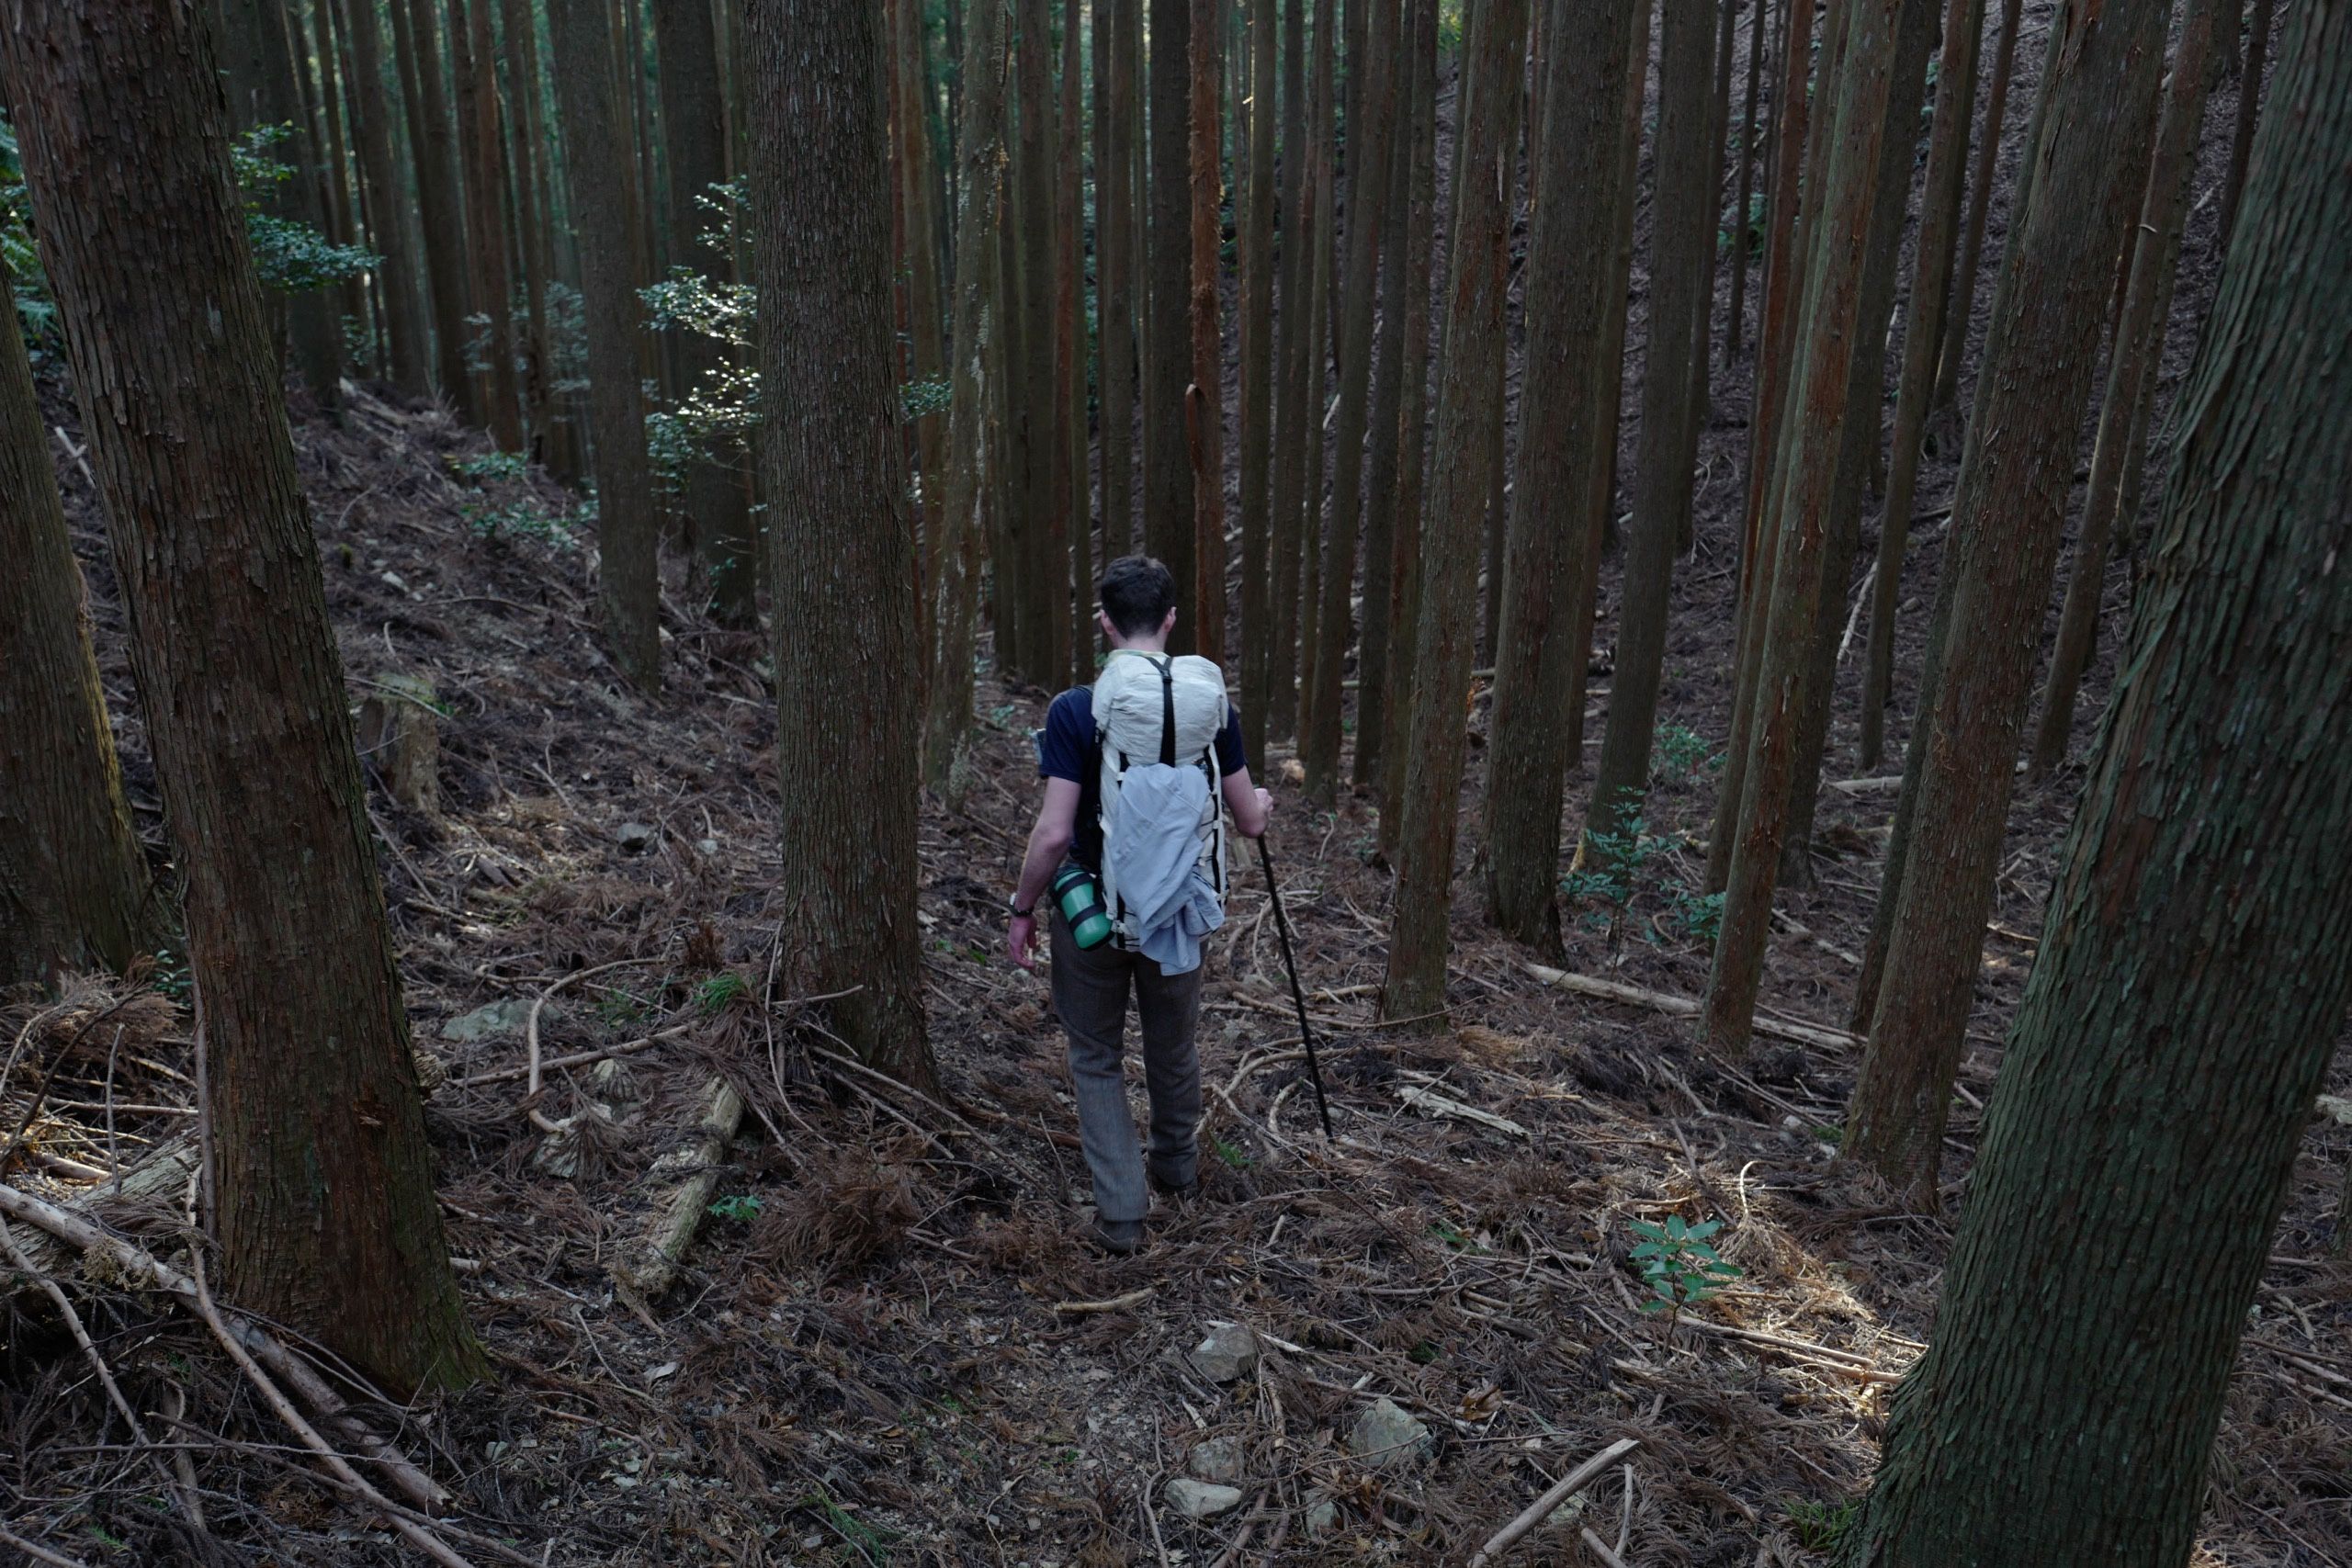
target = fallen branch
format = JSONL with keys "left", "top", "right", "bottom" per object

{"left": 1679, "top": 1317, "right": 1907, "bottom": 1383}
{"left": 525, "top": 958, "right": 658, "bottom": 1134}
{"left": 1581, "top": 1526, "right": 1634, "bottom": 1568}
{"left": 1521, "top": 964, "right": 1859, "bottom": 1054}
{"left": 1396, "top": 1084, "right": 1530, "bottom": 1139}
{"left": 610, "top": 1076, "right": 744, "bottom": 1301}
{"left": 1467, "top": 1436, "right": 1642, "bottom": 1567}
{"left": 0, "top": 1180, "right": 448, "bottom": 1513}
{"left": 1052, "top": 1287, "right": 1155, "bottom": 1314}
{"left": 184, "top": 1247, "right": 476, "bottom": 1568}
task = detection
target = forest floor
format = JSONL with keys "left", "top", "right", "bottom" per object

{"left": 6, "top": 4, "right": 2351, "bottom": 1563}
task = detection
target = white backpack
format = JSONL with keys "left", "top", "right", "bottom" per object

{"left": 1093, "top": 649, "right": 1230, "bottom": 946}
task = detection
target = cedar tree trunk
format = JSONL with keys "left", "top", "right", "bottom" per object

{"left": 0, "top": 0, "right": 483, "bottom": 1393}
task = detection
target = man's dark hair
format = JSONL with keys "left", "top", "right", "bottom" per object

{"left": 1097, "top": 555, "right": 1177, "bottom": 637}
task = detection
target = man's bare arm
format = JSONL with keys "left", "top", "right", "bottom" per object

{"left": 1221, "top": 768, "right": 1273, "bottom": 839}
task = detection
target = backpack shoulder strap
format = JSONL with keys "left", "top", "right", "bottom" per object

{"left": 1152, "top": 656, "right": 1176, "bottom": 766}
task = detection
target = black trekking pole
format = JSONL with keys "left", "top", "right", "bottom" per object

{"left": 1256, "top": 834, "right": 1335, "bottom": 1140}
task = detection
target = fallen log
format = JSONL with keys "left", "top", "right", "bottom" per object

{"left": 610, "top": 1076, "right": 743, "bottom": 1301}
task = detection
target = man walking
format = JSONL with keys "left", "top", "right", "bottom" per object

{"left": 1008, "top": 557, "right": 1271, "bottom": 1254}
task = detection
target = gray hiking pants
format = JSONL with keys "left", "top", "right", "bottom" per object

{"left": 1049, "top": 906, "right": 1205, "bottom": 1223}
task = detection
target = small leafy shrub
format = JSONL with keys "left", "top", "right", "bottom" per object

{"left": 707, "top": 1194, "right": 763, "bottom": 1224}
{"left": 1653, "top": 722, "right": 1720, "bottom": 784}
{"left": 1564, "top": 819, "right": 1657, "bottom": 950}
{"left": 447, "top": 450, "right": 530, "bottom": 483}
{"left": 1629, "top": 1213, "right": 1742, "bottom": 1329}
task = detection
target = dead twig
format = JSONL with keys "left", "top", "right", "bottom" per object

{"left": 1466, "top": 1436, "right": 1641, "bottom": 1567}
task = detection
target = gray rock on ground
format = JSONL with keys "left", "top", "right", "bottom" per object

{"left": 1186, "top": 1321, "right": 1260, "bottom": 1382}
{"left": 1188, "top": 1435, "right": 1245, "bottom": 1483}
{"left": 439, "top": 998, "right": 537, "bottom": 1043}
{"left": 1347, "top": 1396, "right": 1434, "bottom": 1470}
{"left": 1163, "top": 1477, "right": 1244, "bottom": 1520}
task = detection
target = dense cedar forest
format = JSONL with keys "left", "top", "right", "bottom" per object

{"left": 0, "top": 0, "right": 2346, "bottom": 1562}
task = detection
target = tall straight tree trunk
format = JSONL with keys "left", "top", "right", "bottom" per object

{"left": 1587, "top": 0, "right": 1719, "bottom": 854}
{"left": 453, "top": 0, "right": 520, "bottom": 447}
{"left": 1374, "top": 0, "right": 1439, "bottom": 846}
{"left": 748, "top": 0, "right": 936, "bottom": 1089}
{"left": 1861, "top": 0, "right": 1985, "bottom": 769}
{"left": 0, "top": 255, "right": 154, "bottom": 986}
{"left": 893, "top": 0, "right": 950, "bottom": 614}
{"left": 1146, "top": 0, "right": 1198, "bottom": 639}
{"left": 306, "top": 0, "right": 366, "bottom": 339}
{"left": 658, "top": 0, "right": 757, "bottom": 624}
{"left": 1351, "top": 19, "right": 1417, "bottom": 793}
{"left": 1187, "top": 0, "right": 1227, "bottom": 664}
{"left": 1272, "top": 0, "right": 1334, "bottom": 739}
{"left": 337, "top": 0, "right": 429, "bottom": 393}
{"left": 392, "top": 0, "right": 475, "bottom": 416}
{"left": 1010, "top": 0, "right": 1065, "bottom": 682}
{"left": 1300, "top": 0, "right": 1397, "bottom": 802}
{"left": 1483, "top": 0, "right": 1640, "bottom": 942}
{"left": 1238, "top": 0, "right": 1279, "bottom": 759}
{"left": 220, "top": 0, "right": 345, "bottom": 412}
{"left": 550, "top": 0, "right": 662, "bottom": 690}
{"left": 1699, "top": 0, "right": 1739, "bottom": 384}
{"left": 1727, "top": 0, "right": 1770, "bottom": 358}
{"left": 1772, "top": 0, "right": 1937, "bottom": 879}
{"left": 922, "top": 0, "right": 1010, "bottom": 786}
{"left": 1845, "top": 8, "right": 2352, "bottom": 1550}
{"left": 1060, "top": 0, "right": 1091, "bottom": 682}
{"left": 499, "top": 0, "right": 556, "bottom": 458}
{"left": 1381, "top": 0, "right": 1527, "bottom": 1021}
{"left": 1562, "top": 0, "right": 1651, "bottom": 760}
{"left": 1931, "top": 0, "right": 2022, "bottom": 418}
{"left": 2030, "top": 0, "right": 2223, "bottom": 776}
{"left": 1845, "top": 0, "right": 2171, "bottom": 1196}
{"left": 1704, "top": 0, "right": 1815, "bottom": 893}
{"left": 1096, "top": 0, "right": 1140, "bottom": 560}
{"left": 1701, "top": 0, "right": 1911, "bottom": 1054}
{"left": 2215, "top": 0, "right": 2271, "bottom": 250}
{"left": 0, "top": 0, "right": 483, "bottom": 1394}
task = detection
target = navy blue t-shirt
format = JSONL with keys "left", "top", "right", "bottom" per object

{"left": 1036, "top": 686, "right": 1249, "bottom": 873}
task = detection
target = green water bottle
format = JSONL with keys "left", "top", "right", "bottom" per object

{"left": 1052, "top": 864, "right": 1114, "bottom": 950}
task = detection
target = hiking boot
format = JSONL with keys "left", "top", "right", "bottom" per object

{"left": 1148, "top": 1168, "right": 1199, "bottom": 1201}
{"left": 1090, "top": 1216, "right": 1145, "bottom": 1256}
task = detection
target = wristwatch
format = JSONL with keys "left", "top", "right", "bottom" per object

{"left": 1008, "top": 896, "right": 1035, "bottom": 919}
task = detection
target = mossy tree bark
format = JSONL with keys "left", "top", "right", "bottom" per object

{"left": 1845, "top": 0, "right": 2170, "bottom": 1195}
{"left": 1482, "top": 0, "right": 1640, "bottom": 946}
{"left": 1380, "top": 0, "right": 1527, "bottom": 1022}
{"left": 0, "top": 0, "right": 484, "bottom": 1394}
{"left": 0, "top": 256, "right": 155, "bottom": 987}
{"left": 549, "top": 0, "right": 662, "bottom": 691}
{"left": 1844, "top": 8, "right": 2352, "bottom": 1551}
{"left": 748, "top": 0, "right": 937, "bottom": 1091}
